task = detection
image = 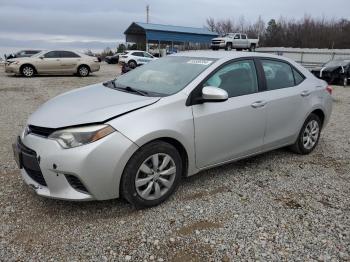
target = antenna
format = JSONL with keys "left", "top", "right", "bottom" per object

{"left": 146, "top": 5, "right": 149, "bottom": 23}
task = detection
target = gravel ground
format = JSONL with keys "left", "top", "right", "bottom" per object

{"left": 0, "top": 63, "right": 349, "bottom": 261}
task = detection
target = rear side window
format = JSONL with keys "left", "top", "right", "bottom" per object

{"left": 293, "top": 68, "right": 305, "bottom": 85}
{"left": 241, "top": 34, "right": 247, "bottom": 39}
{"left": 261, "top": 60, "right": 295, "bottom": 90}
{"left": 204, "top": 60, "right": 258, "bottom": 98}
{"left": 132, "top": 52, "right": 144, "bottom": 57}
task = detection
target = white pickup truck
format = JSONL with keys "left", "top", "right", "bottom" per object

{"left": 211, "top": 33, "right": 259, "bottom": 51}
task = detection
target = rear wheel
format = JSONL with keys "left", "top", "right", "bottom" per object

{"left": 128, "top": 60, "right": 137, "bottom": 69}
{"left": 21, "top": 65, "right": 35, "bottom": 77}
{"left": 77, "top": 65, "right": 90, "bottom": 77}
{"left": 121, "top": 141, "right": 182, "bottom": 209}
{"left": 290, "top": 114, "right": 321, "bottom": 154}
{"left": 249, "top": 44, "right": 256, "bottom": 52}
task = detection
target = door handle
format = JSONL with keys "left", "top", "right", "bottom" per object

{"left": 301, "top": 90, "right": 311, "bottom": 97}
{"left": 251, "top": 101, "right": 267, "bottom": 108}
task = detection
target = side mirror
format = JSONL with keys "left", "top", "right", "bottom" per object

{"left": 201, "top": 86, "right": 228, "bottom": 103}
{"left": 39, "top": 56, "right": 44, "bottom": 59}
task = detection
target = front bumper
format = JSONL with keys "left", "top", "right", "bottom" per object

{"left": 211, "top": 42, "right": 226, "bottom": 48}
{"left": 5, "top": 63, "right": 20, "bottom": 74}
{"left": 14, "top": 130, "right": 138, "bottom": 201}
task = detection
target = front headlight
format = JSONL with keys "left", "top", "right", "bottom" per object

{"left": 48, "top": 124, "right": 115, "bottom": 149}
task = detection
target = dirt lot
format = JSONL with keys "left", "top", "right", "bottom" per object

{"left": 0, "top": 63, "right": 349, "bottom": 261}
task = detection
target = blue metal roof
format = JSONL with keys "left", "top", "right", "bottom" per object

{"left": 134, "top": 22, "right": 218, "bottom": 36}
{"left": 124, "top": 22, "right": 218, "bottom": 43}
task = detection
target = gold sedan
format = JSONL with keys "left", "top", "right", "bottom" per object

{"left": 5, "top": 50, "right": 100, "bottom": 77}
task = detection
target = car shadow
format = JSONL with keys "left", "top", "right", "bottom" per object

{"left": 34, "top": 147, "right": 293, "bottom": 220}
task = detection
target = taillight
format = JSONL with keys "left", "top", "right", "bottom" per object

{"left": 326, "top": 85, "right": 333, "bottom": 95}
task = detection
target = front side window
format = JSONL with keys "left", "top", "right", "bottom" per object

{"left": 204, "top": 60, "right": 258, "bottom": 98}
{"left": 234, "top": 34, "right": 240, "bottom": 39}
{"left": 44, "top": 51, "right": 60, "bottom": 58}
{"left": 261, "top": 60, "right": 295, "bottom": 90}
{"left": 114, "top": 56, "right": 217, "bottom": 96}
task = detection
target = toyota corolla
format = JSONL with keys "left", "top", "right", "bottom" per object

{"left": 13, "top": 51, "right": 333, "bottom": 208}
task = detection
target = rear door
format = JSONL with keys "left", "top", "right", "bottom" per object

{"left": 240, "top": 34, "right": 249, "bottom": 48}
{"left": 59, "top": 51, "right": 81, "bottom": 72}
{"left": 192, "top": 59, "right": 267, "bottom": 168}
{"left": 257, "top": 58, "right": 310, "bottom": 149}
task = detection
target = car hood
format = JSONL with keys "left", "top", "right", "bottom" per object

{"left": 212, "top": 37, "right": 224, "bottom": 41}
{"left": 28, "top": 82, "right": 160, "bottom": 128}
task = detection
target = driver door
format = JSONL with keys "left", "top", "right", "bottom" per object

{"left": 35, "top": 51, "right": 62, "bottom": 73}
{"left": 192, "top": 59, "right": 267, "bottom": 168}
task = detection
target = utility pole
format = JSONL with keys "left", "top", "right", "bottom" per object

{"left": 146, "top": 5, "right": 149, "bottom": 23}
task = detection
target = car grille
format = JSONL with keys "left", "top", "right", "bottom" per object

{"left": 65, "top": 175, "right": 89, "bottom": 193}
{"left": 28, "top": 125, "right": 56, "bottom": 137}
{"left": 212, "top": 40, "right": 222, "bottom": 44}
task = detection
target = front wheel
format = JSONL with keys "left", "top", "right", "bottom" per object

{"left": 121, "top": 141, "right": 182, "bottom": 209}
{"left": 225, "top": 43, "right": 232, "bottom": 51}
{"left": 21, "top": 65, "right": 35, "bottom": 77}
{"left": 290, "top": 114, "right": 321, "bottom": 154}
{"left": 342, "top": 76, "right": 348, "bottom": 87}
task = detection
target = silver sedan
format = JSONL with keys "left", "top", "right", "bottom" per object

{"left": 13, "top": 51, "right": 333, "bottom": 208}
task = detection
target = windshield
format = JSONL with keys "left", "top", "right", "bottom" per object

{"left": 324, "top": 60, "right": 349, "bottom": 67}
{"left": 114, "top": 56, "right": 217, "bottom": 96}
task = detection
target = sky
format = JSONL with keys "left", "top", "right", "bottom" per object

{"left": 0, "top": 0, "right": 349, "bottom": 57}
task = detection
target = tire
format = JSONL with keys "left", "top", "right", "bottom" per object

{"left": 249, "top": 44, "right": 256, "bottom": 52}
{"left": 225, "top": 43, "right": 232, "bottom": 51}
{"left": 128, "top": 60, "right": 137, "bottom": 69}
{"left": 121, "top": 141, "right": 182, "bottom": 209}
{"left": 77, "top": 65, "right": 90, "bottom": 77}
{"left": 21, "top": 64, "right": 35, "bottom": 77}
{"left": 290, "top": 114, "right": 321, "bottom": 154}
{"left": 342, "top": 76, "right": 348, "bottom": 87}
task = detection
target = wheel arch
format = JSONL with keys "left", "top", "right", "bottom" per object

{"left": 131, "top": 136, "right": 189, "bottom": 178}
{"left": 310, "top": 108, "right": 325, "bottom": 128}
{"left": 20, "top": 63, "right": 37, "bottom": 74}
{"left": 77, "top": 63, "right": 91, "bottom": 72}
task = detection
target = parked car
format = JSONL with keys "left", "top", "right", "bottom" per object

{"left": 105, "top": 53, "right": 122, "bottom": 64}
{"left": 5, "top": 50, "right": 100, "bottom": 77}
{"left": 13, "top": 51, "right": 332, "bottom": 208}
{"left": 121, "top": 62, "right": 143, "bottom": 74}
{"left": 211, "top": 33, "right": 259, "bottom": 51}
{"left": 119, "top": 50, "right": 157, "bottom": 68}
{"left": 5, "top": 50, "right": 42, "bottom": 60}
{"left": 311, "top": 59, "right": 350, "bottom": 86}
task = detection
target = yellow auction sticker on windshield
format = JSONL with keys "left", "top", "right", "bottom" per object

{"left": 187, "top": 60, "right": 213, "bottom": 65}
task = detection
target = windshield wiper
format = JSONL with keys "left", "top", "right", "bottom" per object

{"left": 103, "top": 80, "right": 149, "bottom": 96}
{"left": 123, "top": 86, "right": 149, "bottom": 96}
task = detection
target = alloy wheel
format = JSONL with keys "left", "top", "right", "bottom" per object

{"left": 135, "top": 153, "right": 176, "bottom": 201}
{"left": 79, "top": 67, "right": 89, "bottom": 77}
{"left": 23, "top": 66, "right": 34, "bottom": 77}
{"left": 302, "top": 120, "right": 319, "bottom": 150}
